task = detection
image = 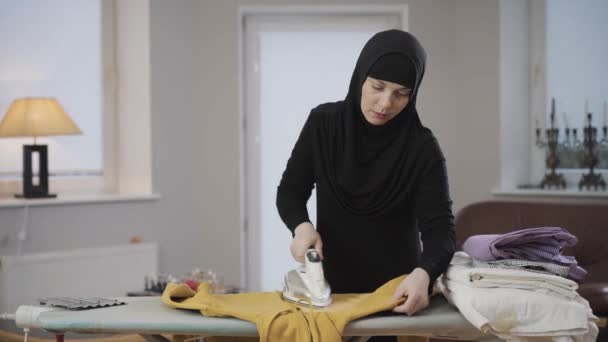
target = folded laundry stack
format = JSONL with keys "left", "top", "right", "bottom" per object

{"left": 438, "top": 227, "right": 599, "bottom": 342}
{"left": 462, "top": 227, "right": 587, "bottom": 281}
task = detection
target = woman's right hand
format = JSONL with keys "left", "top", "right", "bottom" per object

{"left": 291, "top": 222, "right": 323, "bottom": 263}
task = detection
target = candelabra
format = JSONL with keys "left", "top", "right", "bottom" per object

{"left": 561, "top": 126, "right": 582, "bottom": 149}
{"left": 578, "top": 112, "right": 606, "bottom": 190}
{"left": 535, "top": 98, "right": 566, "bottom": 189}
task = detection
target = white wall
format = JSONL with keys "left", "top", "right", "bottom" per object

{"left": 1, "top": 0, "right": 605, "bottom": 291}
{"left": 191, "top": 0, "right": 503, "bottom": 287}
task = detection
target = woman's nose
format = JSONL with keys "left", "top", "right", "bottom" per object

{"left": 378, "top": 93, "right": 392, "bottom": 109}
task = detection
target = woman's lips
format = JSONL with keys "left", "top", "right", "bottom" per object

{"left": 372, "top": 111, "right": 387, "bottom": 119}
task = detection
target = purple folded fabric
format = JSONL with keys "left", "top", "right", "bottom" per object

{"left": 462, "top": 227, "right": 587, "bottom": 281}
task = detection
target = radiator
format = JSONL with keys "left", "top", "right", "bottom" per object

{"left": 0, "top": 243, "right": 158, "bottom": 313}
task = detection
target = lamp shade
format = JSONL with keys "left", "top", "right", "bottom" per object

{"left": 0, "top": 97, "right": 82, "bottom": 138}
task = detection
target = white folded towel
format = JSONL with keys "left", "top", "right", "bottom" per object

{"left": 438, "top": 252, "right": 598, "bottom": 342}
{"left": 438, "top": 278, "right": 598, "bottom": 342}
{"left": 445, "top": 251, "right": 578, "bottom": 298}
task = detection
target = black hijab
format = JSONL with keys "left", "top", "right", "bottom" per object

{"left": 315, "top": 29, "right": 441, "bottom": 216}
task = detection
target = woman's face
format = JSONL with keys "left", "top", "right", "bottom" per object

{"left": 360, "top": 76, "right": 412, "bottom": 126}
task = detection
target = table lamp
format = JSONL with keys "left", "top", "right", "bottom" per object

{"left": 0, "top": 98, "right": 82, "bottom": 198}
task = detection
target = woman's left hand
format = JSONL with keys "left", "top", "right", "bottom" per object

{"left": 391, "top": 268, "right": 430, "bottom": 315}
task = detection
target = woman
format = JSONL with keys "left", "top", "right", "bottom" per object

{"left": 276, "top": 29, "right": 455, "bottom": 322}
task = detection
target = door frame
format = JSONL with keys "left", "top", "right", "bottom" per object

{"left": 238, "top": 4, "right": 409, "bottom": 291}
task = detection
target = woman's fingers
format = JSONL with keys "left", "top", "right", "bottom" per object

{"left": 290, "top": 235, "right": 318, "bottom": 262}
{"left": 314, "top": 238, "right": 324, "bottom": 259}
{"left": 391, "top": 285, "right": 406, "bottom": 303}
{"left": 291, "top": 222, "right": 323, "bottom": 263}
{"left": 393, "top": 293, "right": 419, "bottom": 315}
{"left": 391, "top": 273, "right": 430, "bottom": 315}
{"left": 290, "top": 240, "right": 306, "bottom": 262}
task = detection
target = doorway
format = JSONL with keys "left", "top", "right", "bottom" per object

{"left": 241, "top": 6, "right": 407, "bottom": 291}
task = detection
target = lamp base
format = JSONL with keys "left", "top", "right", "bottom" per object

{"left": 14, "top": 193, "right": 57, "bottom": 199}
{"left": 20, "top": 144, "right": 57, "bottom": 199}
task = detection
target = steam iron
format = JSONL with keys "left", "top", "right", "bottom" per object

{"left": 282, "top": 249, "right": 332, "bottom": 308}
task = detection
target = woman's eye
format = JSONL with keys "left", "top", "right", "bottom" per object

{"left": 372, "top": 85, "right": 383, "bottom": 91}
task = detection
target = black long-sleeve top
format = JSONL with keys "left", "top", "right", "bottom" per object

{"left": 276, "top": 108, "right": 456, "bottom": 294}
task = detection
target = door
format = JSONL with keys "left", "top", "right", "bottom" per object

{"left": 243, "top": 9, "right": 406, "bottom": 291}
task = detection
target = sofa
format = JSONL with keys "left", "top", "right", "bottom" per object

{"left": 454, "top": 200, "right": 608, "bottom": 339}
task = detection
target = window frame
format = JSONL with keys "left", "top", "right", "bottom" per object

{"left": 0, "top": 0, "right": 153, "bottom": 199}
{"left": 529, "top": 0, "right": 608, "bottom": 186}
{"left": 495, "top": 0, "right": 608, "bottom": 197}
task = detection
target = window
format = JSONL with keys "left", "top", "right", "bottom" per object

{"left": 544, "top": 0, "right": 608, "bottom": 171}
{"left": 0, "top": 0, "right": 112, "bottom": 194}
{"left": 0, "top": 0, "right": 153, "bottom": 199}
{"left": 497, "top": 0, "right": 608, "bottom": 195}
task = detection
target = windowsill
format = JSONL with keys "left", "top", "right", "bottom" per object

{"left": 491, "top": 187, "right": 608, "bottom": 198}
{"left": 0, "top": 193, "right": 161, "bottom": 208}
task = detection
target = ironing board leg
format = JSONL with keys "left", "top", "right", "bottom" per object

{"left": 344, "top": 337, "right": 370, "bottom": 342}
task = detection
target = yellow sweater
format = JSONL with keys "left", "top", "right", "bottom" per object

{"left": 162, "top": 275, "right": 408, "bottom": 342}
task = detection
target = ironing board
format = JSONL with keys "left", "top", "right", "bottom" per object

{"left": 16, "top": 296, "right": 497, "bottom": 341}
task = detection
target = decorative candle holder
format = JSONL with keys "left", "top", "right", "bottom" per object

{"left": 578, "top": 112, "right": 606, "bottom": 190}
{"left": 536, "top": 98, "right": 566, "bottom": 189}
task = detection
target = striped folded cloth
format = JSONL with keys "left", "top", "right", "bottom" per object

{"left": 472, "top": 258, "right": 571, "bottom": 277}
{"left": 462, "top": 227, "right": 587, "bottom": 281}
{"left": 446, "top": 251, "right": 579, "bottom": 298}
